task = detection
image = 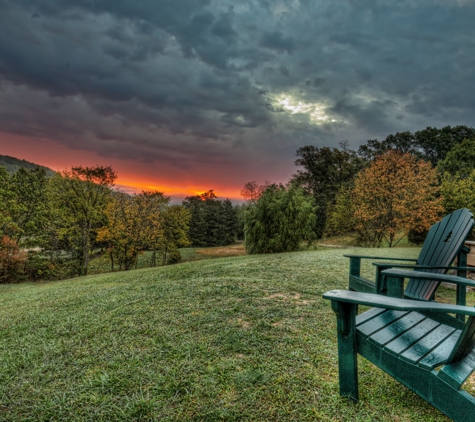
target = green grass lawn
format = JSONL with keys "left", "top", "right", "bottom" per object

{"left": 87, "top": 244, "right": 248, "bottom": 275}
{"left": 1, "top": 247, "right": 471, "bottom": 421}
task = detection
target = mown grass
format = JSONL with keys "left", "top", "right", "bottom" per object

{"left": 1, "top": 247, "right": 472, "bottom": 421}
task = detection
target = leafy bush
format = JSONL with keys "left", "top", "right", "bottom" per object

{"left": 0, "top": 236, "right": 27, "bottom": 283}
{"left": 166, "top": 250, "right": 182, "bottom": 265}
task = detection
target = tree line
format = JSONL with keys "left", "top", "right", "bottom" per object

{"left": 242, "top": 125, "right": 475, "bottom": 253}
{"left": 2, "top": 124, "right": 475, "bottom": 281}
{"left": 0, "top": 166, "right": 240, "bottom": 283}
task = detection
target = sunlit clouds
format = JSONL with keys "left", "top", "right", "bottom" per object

{"left": 273, "top": 93, "right": 338, "bottom": 124}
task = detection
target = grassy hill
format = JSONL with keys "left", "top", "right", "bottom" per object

{"left": 0, "top": 154, "right": 56, "bottom": 176}
{"left": 0, "top": 248, "right": 467, "bottom": 421}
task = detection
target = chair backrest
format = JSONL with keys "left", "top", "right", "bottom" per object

{"left": 405, "top": 208, "right": 474, "bottom": 300}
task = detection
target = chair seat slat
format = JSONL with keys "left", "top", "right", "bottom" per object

{"left": 357, "top": 310, "right": 407, "bottom": 337}
{"left": 418, "top": 330, "right": 461, "bottom": 369}
{"left": 400, "top": 323, "right": 457, "bottom": 365}
{"left": 368, "top": 312, "right": 426, "bottom": 347}
{"left": 355, "top": 307, "right": 386, "bottom": 325}
{"left": 384, "top": 317, "right": 439, "bottom": 356}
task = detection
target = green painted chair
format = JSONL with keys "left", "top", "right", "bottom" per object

{"left": 323, "top": 268, "right": 475, "bottom": 421}
{"left": 346, "top": 208, "right": 474, "bottom": 303}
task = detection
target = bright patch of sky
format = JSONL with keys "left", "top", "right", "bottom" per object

{"left": 274, "top": 93, "right": 338, "bottom": 124}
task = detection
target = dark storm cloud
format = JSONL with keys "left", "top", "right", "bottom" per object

{"left": 0, "top": 0, "right": 475, "bottom": 179}
{"left": 260, "top": 31, "right": 296, "bottom": 54}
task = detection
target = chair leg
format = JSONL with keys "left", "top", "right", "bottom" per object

{"left": 331, "top": 301, "right": 359, "bottom": 401}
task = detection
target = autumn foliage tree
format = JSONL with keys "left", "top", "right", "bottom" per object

{"left": 352, "top": 150, "right": 443, "bottom": 247}
{"left": 98, "top": 191, "right": 190, "bottom": 270}
{"left": 98, "top": 191, "right": 165, "bottom": 271}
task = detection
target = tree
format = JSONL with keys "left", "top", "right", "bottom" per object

{"left": 415, "top": 125, "right": 475, "bottom": 167}
{"left": 0, "top": 167, "right": 16, "bottom": 238}
{"left": 134, "top": 191, "right": 170, "bottom": 268}
{"left": 358, "top": 126, "right": 475, "bottom": 167}
{"left": 292, "top": 145, "right": 364, "bottom": 237}
{"left": 160, "top": 205, "right": 191, "bottom": 265}
{"left": 0, "top": 166, "right": 49, "bottom": 250}
{"left": 241, "top": 181, "right": 266, "bottom": 204}
{"left": 183, "top": 190, "right": 239, "bottom": 247}
{"left": 221, "top": 199, "right": 238, "bottom": 245}
{"left": 98, "top": 191, "right": 190, "bottom": 270}
{"left": 182, "top": 195, "right": 207, "bottom": 247}
{"left": 244, "top": 184, "right": 317, "bottom": 254}
{"left": 352, "top": 151, "right": 442, "bottom": 247}
{"left": 326, "top": 186, "right": 356, "bottom": 236}
{"left": 357, "top": 132, "right": 418, "bottom": 161}
{"left": 235, "top": 203, "right": 245, "bottom": 241}
{"left": 9, "top": 167, "right": 49, "bottom": 245}
{"left": 440, "top": 170, "right": 475, "bottom": 216}
{"left": 98, "top": 191, "right": 164, "bottom": 271}
{"left": 49, "top": 165, "right": 117, "bottom": 275}
{"left": 97, "top": 192, "right": 132, "bottom": 271}
{"left": 438, "top": 138, "right": 475, "bottom": 178}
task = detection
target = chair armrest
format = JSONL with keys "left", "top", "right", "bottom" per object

{"left": 373, "top": 263, "right": 475, "bottom": 271}
{"left": 382, "top": 269, "right": 475, "bottom": 288}
{"left": 344, "top": 254, "right": 417, "bottom": 262}
{"left": 323, "top": 289, "right": 475, "bottom": 317}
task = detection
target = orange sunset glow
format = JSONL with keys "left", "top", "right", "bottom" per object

{"left": 0, "top": 133, "right": 254, "bottom": 201}
{"left": 116, "top": 174, "right": 243, "bottom": 200}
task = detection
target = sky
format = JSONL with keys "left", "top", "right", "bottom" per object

{"left": 0, "top": 0, "right": 474, "bottom": 200}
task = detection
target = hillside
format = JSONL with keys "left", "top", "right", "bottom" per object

{"left": 0, "top": 247, "right": 464, "bottom": 421}
{"left": 0, "top": 154, "right": 56, "bottom": 176}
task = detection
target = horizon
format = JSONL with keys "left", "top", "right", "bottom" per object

{"left": 0, "top": 147, "right": 248, "bottom": 202}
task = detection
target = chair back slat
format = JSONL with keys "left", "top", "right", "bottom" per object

{"left": 405, "top": 209, "right": 474, "bottom": 300}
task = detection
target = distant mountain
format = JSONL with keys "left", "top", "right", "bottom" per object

{"left": 0, "top": 154, "right": 56, "bottom": 177}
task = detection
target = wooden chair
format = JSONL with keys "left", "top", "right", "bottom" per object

{"left": 323, "top": 268, "right": 475, "bottom": 421}
{"left": 346, "top": 208, "right": 474, "bottom": 303}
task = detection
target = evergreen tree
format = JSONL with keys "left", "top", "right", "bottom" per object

{"left": 221, "top": 199, "right": 238, "bottom": 245}
{"left": 183, "top": 190, "right": 238, "bottom": 247}
{"left": 182, "top": 195, "right": 208, "bottom": 247}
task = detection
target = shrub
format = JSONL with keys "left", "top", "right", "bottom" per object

{"left": 0, "top": 236, "right": 27, "bottom": 283}
{"left": 166, "top": 250, "right": 182, "bottom": 265}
